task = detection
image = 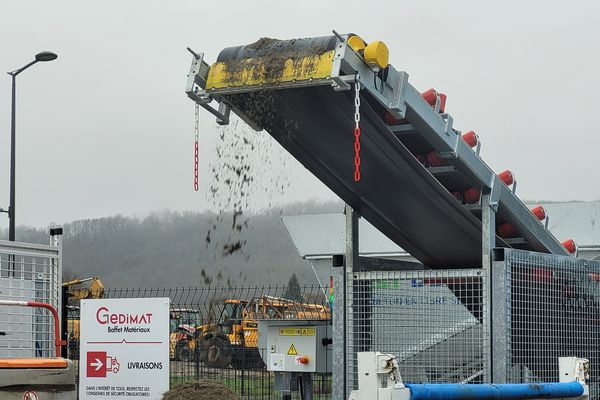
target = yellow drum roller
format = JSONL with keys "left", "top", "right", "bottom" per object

{"left": 364, "top": 40, "right": 389, "bottom": 70}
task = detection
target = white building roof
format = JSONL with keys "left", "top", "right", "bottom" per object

{"left": 542, "top": 201, "right": 600, "bottom": 248}
{"left": 282, "top": 214, "right": 405, "bottom": 259}
{"left": 282, "top": 201, "right": 600, "bottom": 259}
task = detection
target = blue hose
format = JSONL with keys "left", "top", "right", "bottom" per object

{"left": 405, "top": 381, "right": 584, "bottom": 400}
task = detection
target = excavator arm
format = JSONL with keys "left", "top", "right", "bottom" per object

{"left": 62, "top": 277, "right": 105, "bottom": 300}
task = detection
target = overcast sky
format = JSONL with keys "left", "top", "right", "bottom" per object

{"left": 1, "top": 0, "right": 599, "bottom": 228}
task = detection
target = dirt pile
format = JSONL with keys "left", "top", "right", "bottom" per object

{"left": 247, "top": 37, "right": 280, "bottom": 50}
{"left": 162, "top": 380, "right": 239, "bottom": 400}
{"left": 222, "top": 37, "right": 329, "bottom": 83}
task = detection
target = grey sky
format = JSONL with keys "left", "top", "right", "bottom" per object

{"left": 1, "top": 0, "right": 599, "bottom": 228}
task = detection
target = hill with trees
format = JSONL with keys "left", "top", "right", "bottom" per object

{"left": 3, "top": 200, "right": 342, "bottom": 289}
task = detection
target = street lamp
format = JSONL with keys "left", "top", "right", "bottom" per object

{"left": 7, "top": 51, "right": 57, "bottom": 241}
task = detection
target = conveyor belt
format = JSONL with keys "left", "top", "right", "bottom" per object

{"left": 187, "top": 34, "right": 570, "bottom": 267}
{"left": 224, "top": 87, "right": 500, "bottom": 267}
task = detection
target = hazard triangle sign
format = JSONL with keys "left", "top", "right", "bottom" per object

{"left": 287, "top": 344, "right": 298, "bottom": 355}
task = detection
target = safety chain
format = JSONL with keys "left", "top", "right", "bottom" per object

{"left": 194, "top": 103, "right": 199, "bottom": 191}
{"left": 353, "top": 79, "right": 361, "bottom": 182}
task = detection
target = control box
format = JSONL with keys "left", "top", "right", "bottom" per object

{"left": 258, "top": 320, "right": 331, "bottom": 373}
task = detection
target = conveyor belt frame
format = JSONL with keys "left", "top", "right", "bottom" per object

{"left": 185, "top": 33, "right": 570, "bottom": 262}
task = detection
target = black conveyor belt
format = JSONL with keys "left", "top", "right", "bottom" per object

{"left": 225, "top": 87, "right": 495, "bottom": 267}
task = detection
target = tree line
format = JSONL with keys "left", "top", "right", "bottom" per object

{"left": 2, "top": 200, "right": 341, "bottom": 289}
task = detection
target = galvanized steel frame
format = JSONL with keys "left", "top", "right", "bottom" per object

{"left": 185, "top": 34, "right": 583, "bottom": 399}
{"left": 332, "top": 205, "right": 360, "bottom": 400}
{"left": 346, "top": 267, "right": 489, "bottom": 390}
{"left": 342, "top": 246, "right": 600, "bottom": 398}
{"left": 492, "top": 248, "right": 600, "bottom": 397}
{"left": 186, "top": 33, "right": 568, "bottom": 258}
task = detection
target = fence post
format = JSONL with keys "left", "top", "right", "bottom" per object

{"left": 195, "top": 342, "right": 200, "bottom": 381}
{"left": 61, "top": 285, "right": 69, "bottom": 358}
{"left": 491, "top": 249, "right": 508, "bottom": 383}
{"left": 481, "top": 193, "right": 496, "bottom": 383}
{"left": 241, "top": 362, "right": 245, "bottom": 398}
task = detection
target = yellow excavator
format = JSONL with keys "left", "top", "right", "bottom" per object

{"left": 62, "top": 277, "right": 105, "bottom": 358}
{"left": 62, "top": 277, "right": 105, "bottom": 301}
{"left": 170, "top": 296, "right": 329, "bottom": 368}
{"left": 194, "top": 296, "right": 330, "bottom": 369}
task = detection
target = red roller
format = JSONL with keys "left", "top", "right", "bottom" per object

{"left": 463, "top": 188, "right": 480, "bottom": 204}
{"left": 531, "top": 206, "right": 546, "bottom": 221}
{"left": 426, "top": 151, "right": 446, "bottom": 167}
{"left": 498, "top": 170, "right": 514, "bottom": 186}
{"left": 497, "top": 222, "right": 517, "bottom": 238}
{"left": 462, "top": 131, "right": 478, "bottom": 148}
{"left": 562, "top": 239, "right": 577, "bottom": 254}
{"left": 438, "top": 93, "right": 447, "bottom": 113}
{"left": 421, "top": 88, "right": 446, "bottom": 113}
{"left": 421, "top": 88, "right": 437, "bottom": 106}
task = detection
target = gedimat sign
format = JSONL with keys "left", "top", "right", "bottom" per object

{"left": 79, "top": 298, "right": 170, "bottom": 400}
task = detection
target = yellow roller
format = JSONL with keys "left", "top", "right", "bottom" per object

{"left": 347, "top": 35, "right": 367, "bottom": 52}
{"left": 364, "top": 40, "right": 389, "bottom": 70}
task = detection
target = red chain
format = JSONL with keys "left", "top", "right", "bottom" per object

{"left": 354, "top": 127, "right": 361, "bottom": 182}
{"left": 353, "top": 79, "right": 361, "bottom": 182}
{"left": 194, "top": 140, "right": 199, "bottom": 191}
{"left": 193, "top": 104, "right": 199, "bottom": 191}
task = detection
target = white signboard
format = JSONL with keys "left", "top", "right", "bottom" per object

{"left": 79, "top": 298, "right": 170, "bottom": 400}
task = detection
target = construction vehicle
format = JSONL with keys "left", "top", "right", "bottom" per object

{"left": 194, "top": 296, "right": 329, "bottom": 368}
{"left": 62, "top": 276, "right": 105, "bottom": 301}
{"left": 62, "top": 277, "right": 105, "bottom": 358}
{"left": 169, "top": 308, "right": 200, "bottom": 361}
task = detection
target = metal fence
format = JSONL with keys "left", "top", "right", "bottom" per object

{"left": 0, "top": 238, "right": 62, "bottom": 358}
{"left": 492, "top": 248, "right": 600, "bottom": 398}
{"left": 6, "top": 237, "right": 599, "bottom": 400}
{"left": 347, "top": 268, "right": 488, "bottom": 390}
{"left": 67, "top": 285, "right": 332, "bottom": 400}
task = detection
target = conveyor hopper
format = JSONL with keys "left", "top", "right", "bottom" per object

{"left": 186, "top": 33, "right": 571, "bottom": 267}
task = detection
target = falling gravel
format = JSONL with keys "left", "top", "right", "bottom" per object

{"left": 202, "top": 37, "right": 313, "bottom": 273}
{"left": 205, "top": 116, "right": 290, "bottom": 259}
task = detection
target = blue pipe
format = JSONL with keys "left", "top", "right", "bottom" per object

{"left": 405, "top": 382, "right": 584, "bottom": 400}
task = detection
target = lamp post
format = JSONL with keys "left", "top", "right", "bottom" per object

{"left": 7, "top": 51, "right": 57, "bottom": 241}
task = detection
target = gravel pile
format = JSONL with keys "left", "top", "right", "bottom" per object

{"left": 162, "top": 380, "right": 239, "bottom": 400}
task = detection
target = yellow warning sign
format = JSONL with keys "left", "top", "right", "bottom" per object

{"left": 287, "top": 344, "right": 298, "bottom": 356}
{"left": 279, "top": 328, "right": 316, "bottom": 336}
